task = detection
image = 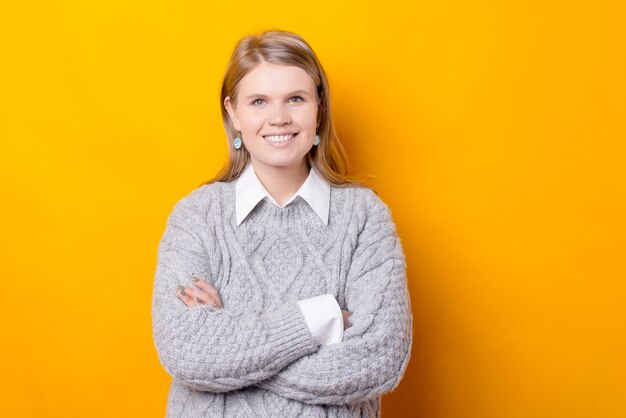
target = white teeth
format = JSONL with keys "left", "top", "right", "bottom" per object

{"left": 264, "top": 134, "right": 294, "bottom": 142}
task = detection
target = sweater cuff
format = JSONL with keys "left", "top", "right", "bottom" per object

{"left": 264, "top": 302, "right": 319, "bottom": 371}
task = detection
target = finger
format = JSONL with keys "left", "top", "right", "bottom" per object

{"left": 192, "top": 277, "right": 223, "bottom": 308}
{"left": 341, "top": 310, "right": 352, "bottom": 328}
{"left": 176, "top": 285, "right": 197, "bottom": 307}
{"left": 188, "top": 287, "right": 215, "bottom": 306}
{"left": 185, "top": 285, "right": 221, "bottom": 309}
{"left": 192, "top": 289, "right": 211, "bottom": 305}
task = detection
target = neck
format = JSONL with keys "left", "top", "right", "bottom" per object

{"left": 251, "top": 159, "right": 310, "bottom": 207}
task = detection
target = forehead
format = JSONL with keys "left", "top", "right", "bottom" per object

{"left": 238, "top": 61, "right": 316, "bottom": 95}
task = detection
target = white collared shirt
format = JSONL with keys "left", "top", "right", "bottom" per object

{"left": 235, "top": 161, "right": 331, "bottom": 226}
{"left": 235, "top": 162, "right": 343, "bottom": 346}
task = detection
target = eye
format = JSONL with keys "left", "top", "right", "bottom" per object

{"left": 289, "top": 96, "right": 304, "bottom": 103}
{"left": 251, "top": 98, "right": 265, "bottom": 106}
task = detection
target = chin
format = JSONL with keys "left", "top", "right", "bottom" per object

{"left": 261, "top": 158, "right": 306, "bottom": 169}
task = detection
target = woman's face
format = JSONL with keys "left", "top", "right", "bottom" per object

{"left": 225, "top": 61, "right": 319, "bottom": 173}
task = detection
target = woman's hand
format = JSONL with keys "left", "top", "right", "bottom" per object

{"left": 176, "top": 277, "right": 223, "bottom": 309}
{"left": 342, "top": 309, "right": 352, "bottom": 329}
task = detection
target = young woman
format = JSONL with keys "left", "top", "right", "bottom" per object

{"left": 152, "top": 29, "right": 412, "bottom": 417}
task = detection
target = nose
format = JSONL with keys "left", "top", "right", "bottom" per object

{"left": 268, "top": 103, "right": 291, "bottom": 126}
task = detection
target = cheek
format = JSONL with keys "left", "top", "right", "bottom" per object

{"left": 295, "top": 106, "right": 318, "bottom": 128}
{"left": 239, "top": 112, "right": 265, "bottom": 131}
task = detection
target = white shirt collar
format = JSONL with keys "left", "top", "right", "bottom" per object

{"left": 235, "top": 162, "right": 330, "bottom": 226}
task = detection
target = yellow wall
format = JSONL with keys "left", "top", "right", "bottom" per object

{"left": 1, "top": 1, "right": 624, "bottom": 417}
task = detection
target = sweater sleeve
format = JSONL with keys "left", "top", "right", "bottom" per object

{"left": 256, "top": 190, "right": 413, "bottom": 405}
{"left": 151, "top": 191, "right": 319, "bottom": 393}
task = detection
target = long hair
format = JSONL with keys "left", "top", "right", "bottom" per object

{"left": 200, "top": 29, "right": 373, "bottom": 188}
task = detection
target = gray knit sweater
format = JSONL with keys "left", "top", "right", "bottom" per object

{"left": 151, "top": 179, "right": 412, "bottom": 417}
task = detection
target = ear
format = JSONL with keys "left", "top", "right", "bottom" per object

{"left": 224, "top": 96, "right": 241, "bottom": 132}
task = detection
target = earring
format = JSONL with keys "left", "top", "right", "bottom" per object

{"left": 233, "top": 135, "right": 242, "bottom": 150}
{"left": 313, "top": 135, "right": 320, "bottom": 146}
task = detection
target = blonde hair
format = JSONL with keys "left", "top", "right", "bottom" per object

{"left": 200, "top": 29, "right": 373, "bottom": 189}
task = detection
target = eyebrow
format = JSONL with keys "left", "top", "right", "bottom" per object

{"left": 244, "top": 90, "right": 311, "bottom": 100}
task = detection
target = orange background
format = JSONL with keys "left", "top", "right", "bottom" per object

{"left": 1, "top": 1, "right": 625, "bottom": 417}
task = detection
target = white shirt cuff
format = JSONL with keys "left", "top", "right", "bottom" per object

{"left": 296, "top": 294, "right": 344, "bottom": 346}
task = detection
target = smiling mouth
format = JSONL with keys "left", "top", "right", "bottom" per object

{"left": 263, "top": 133, "right": 298, "bottom": 143}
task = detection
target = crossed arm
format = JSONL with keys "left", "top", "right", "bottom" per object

{"left": 152, "top": 192, "right": 412, "bottom": 403}
{"left": 151, "top": 197, "right": 318, "bottom": 392}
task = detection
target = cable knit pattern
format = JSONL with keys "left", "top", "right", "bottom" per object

{"left": 151, "top": 179, "right": 413, "bottom": 417}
